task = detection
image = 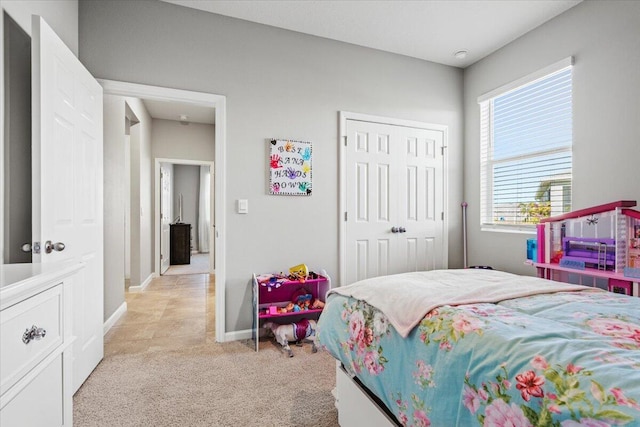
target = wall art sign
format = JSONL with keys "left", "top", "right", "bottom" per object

{"left": 269, "top": 139, "right": 312, "bottom": 196}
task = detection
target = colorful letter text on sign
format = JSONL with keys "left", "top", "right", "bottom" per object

{"left": 269, "top": 139, "right": 312, "bottom": 196}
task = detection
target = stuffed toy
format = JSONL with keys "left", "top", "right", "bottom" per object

{"left": 263, "top": 319, "right": 318, "bottom": 357}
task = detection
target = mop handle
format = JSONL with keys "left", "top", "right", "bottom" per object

{"left": 461, "top": 202, "right": 468, "bottom": 268}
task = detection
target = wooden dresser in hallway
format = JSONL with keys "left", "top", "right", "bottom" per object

{"left": 170, "top": 223, "right": 191, "bottom": 265}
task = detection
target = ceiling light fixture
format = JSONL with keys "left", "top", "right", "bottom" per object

{"left": 454, "top": 50, "right": 468, "bottom": 60}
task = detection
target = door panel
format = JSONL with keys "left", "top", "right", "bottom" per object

{"left": 346, "top": 122, "right": 400, "bottom": 283}
{"left": 32, "top": 15, "right": 103, "bottom": 393}
{"left": 397, "top": 127, "right": 444, "bottom": 274}
{"left": 345, "top": 119, "right": 445, "bottom": 285}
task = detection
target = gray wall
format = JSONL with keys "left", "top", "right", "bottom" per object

{"left": 79, "top": 0, "right": 465, "bottom": 333}
{"left": 126, "top": 97, "right": 154, "bottom": 289}
{"left": 103, "top": 94, "right": 126, "bottom": 318}
{"left": 463, "top": 0, "right": 640, "bottom": 275}
{"left": 0, "top": 0, "right": 78, "bottom": 54}
{"left": 3, "top": 12, "right": 31, "bottom": 264}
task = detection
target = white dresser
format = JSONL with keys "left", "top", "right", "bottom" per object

{"left": 0, "top": 262, "right": 83, "bottom": 427}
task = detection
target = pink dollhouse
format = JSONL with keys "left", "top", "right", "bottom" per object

{"left": 533, "top": 200, "right": 640, "bottom": 296}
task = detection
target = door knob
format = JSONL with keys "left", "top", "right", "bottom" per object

{"left": 399, "top": 227, "right": 406, "bottom": 233}
{"left": 391, "top": 227, "right": 399, "bottom": 233}
{"left": 44, "top": 240, "right": 66, "bottom": 254}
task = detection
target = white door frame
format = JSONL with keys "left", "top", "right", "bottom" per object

{"left": 155, "top": 158, "right": 214, "bottom": 273}
{"left": 159, "top": 163, "right": 171, "bottom": 275}
{"left": 99, "top": 79, "right": 227, "bottom": 342}
{"left": 339, "top": 111, "right": 449, "bottom": 286}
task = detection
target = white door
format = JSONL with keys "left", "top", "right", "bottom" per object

{"left": 396, "top": 125, "right": 445, "bottom": 273}
{"left": 160, "top": 165, "right": 171, "bottom": 274}
{"left": 344, "top": 119, "right": 446, "bottom": 285}
{"left": 32, "top": 16, "right": 104, "bottom": 393}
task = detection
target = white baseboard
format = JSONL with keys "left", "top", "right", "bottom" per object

{"left": 103, "top": 301, "right": 127, "bottom": 335}
{"left": 224, "top": 328, "right": 252, "bottom": 342}
{"left": 128, "top": 273, "right": 154, "bottom": 292}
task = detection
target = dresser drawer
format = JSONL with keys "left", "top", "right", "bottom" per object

{"left": 0, "top": 284, "right": 63, "bottom": 396}
{"left": 0, "top": 354, "right": 63, "bottom": 427}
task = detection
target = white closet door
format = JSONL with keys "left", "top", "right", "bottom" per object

{"left": 344, "top": 119, "right": 445, "bottom": 285}
{"left": 395, "top": 126, "right": 445, "bottom": 274}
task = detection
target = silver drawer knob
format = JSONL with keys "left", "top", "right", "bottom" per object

{"left": 44, "top": 240, "right": 65, "bottom": 254}
{"left": 22, "top": 325, "right": 47, "bottom": 344}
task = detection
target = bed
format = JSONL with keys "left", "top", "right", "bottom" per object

{"left": 315, "top": 269, "right": 640, "bottom": 426}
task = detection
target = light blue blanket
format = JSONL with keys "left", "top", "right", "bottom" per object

{"left": 317, "top": 287, "right": 640, "bottom": 426}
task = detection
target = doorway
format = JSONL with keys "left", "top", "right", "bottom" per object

{"left": 101, "top": 79, "right": 227, "bottom": 342}
{"left": 157, "top": 159, "right": 214, "bottom": 276}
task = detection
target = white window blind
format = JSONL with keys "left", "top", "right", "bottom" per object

{"left": 479, "top": 58, "right": 573, "bottom": 230}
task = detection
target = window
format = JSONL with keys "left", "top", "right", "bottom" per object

{"left": 479, "top": 58, "right": 573, "bottom": 231}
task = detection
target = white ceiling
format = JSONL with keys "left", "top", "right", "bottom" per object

{"left": 161, "top": 0, "right": 582, "bottom": 68}
{"left": 148, "top": 0, "right": 582, "bottom": 123}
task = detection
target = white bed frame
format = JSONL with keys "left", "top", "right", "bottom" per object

{"left": 334, "top": 361, "right": 398, "bottom": 426}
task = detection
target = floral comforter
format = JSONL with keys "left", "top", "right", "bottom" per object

{"left": 317, "top": 282, "right": 640, "bottom": 426}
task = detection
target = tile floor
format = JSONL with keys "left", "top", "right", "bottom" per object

{"left": 163, "top": 253, "right": 210, "bottom": 276}
{"left": 104, "top": 273, "right": 216, "bottom": 356}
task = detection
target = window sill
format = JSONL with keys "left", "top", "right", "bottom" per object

{"left": 481, "top": 224, "right": 537, "bottom": 235}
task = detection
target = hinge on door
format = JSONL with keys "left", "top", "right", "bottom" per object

{"left": 343, "top": 136, "right": 348, "bottom": 146}
{"left": 344, "top": 211, "right": 348, "bottom": 221}
{"left": 441, "top": 212, "right": 444, "bottom": 220}
{"left": 441, "top": 146, "right": 447, "bottom": 155}
{"left": 160, "top": 254, "right": 163, "bottom": 260}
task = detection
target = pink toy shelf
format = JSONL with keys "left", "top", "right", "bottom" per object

{"left": 531, "top": 200, "right": 640, "bottom": 296}
{"left": 251, "top": 269, "right": 331, "bottom": 352}
{"left": 256, "top": 275, "right": 330, "bottom": 319}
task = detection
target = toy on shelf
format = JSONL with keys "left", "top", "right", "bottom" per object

{"left": 288, "top": 263, "right": 309, "bottom": 282}
{"left": 274, "top": 290, "right": 325, "bottom": 314}
{"left": 255, "top": 273, "right": 287, "bottom": 291}
{"left": 263, "top": 319, "right": 318, "bottom": 357}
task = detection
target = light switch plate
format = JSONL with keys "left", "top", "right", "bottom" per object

{"left": 237, "top": 199, "right": 248, "bottom": 214}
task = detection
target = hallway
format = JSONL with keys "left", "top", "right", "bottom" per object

{"left": 104, "top": 273, "right": 215, "bottom": 356}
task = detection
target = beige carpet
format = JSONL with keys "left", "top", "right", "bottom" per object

{"left": 73, "top": 339, "right": 339, "bottom": 426}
